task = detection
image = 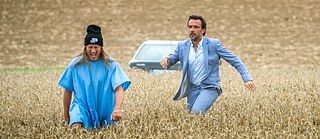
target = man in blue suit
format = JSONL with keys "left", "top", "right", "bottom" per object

{"left": 160, "top": 15, "right": 256, "bottom": 114}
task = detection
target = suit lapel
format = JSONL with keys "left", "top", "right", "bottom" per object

{"left": 202, "top": 37, "right": 209, "bottom": 71}
{"left": 183, "top": 39, "right": 191, "bottom": 68}
{"left": 174, "top": 39, "right": 191, "bottom": 100}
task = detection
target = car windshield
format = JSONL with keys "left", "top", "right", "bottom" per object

{"left": 135, "top": 44, "right": 177, "bottom": 60}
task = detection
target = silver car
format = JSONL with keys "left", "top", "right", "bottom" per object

{"left": 128, "top": 40, "right": 182, "bottom": 73}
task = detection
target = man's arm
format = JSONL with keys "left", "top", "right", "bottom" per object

{"left": 111, "top": 85, "right": 124, "bottom": 121}
{"left": 214, "top": 39, "right": 256, "bottom": 92}
{"left": 63, "top": 89, "right": 72, "bottom": 124}
{"left": 160, "top": 42, "right": 181, "bottom": 69}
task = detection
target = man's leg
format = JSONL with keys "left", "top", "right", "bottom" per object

{"left": 191, "top": 88, "right": 219, "bottom": 114}
{"left": 186, "top": 86, "right": 201, "bottom": 111}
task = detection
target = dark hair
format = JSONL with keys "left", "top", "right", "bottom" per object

{"left": 187, "top": 15, "right": 207, "bottom": 36}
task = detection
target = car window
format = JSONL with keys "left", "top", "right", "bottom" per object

{"left": 135, "top": 44, "right": 177, "bottom": 60}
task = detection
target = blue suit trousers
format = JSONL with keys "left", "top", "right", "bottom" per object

{"left": 187, "top": 85, "right": 219, "bottom": 114}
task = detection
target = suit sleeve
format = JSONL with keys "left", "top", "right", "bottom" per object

{"left": 215, "top": 40, "right": 252, "bottom": 82}
{"left": 167, "top": 43, "right": 180, "bottom": 69}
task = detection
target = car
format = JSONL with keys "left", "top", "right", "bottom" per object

{"left": 128, "top": 40, "right": 182, "bottom": 73}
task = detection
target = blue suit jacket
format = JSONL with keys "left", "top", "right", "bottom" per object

{"left": 167, "top": 37, "right": 252, "bottom": 100}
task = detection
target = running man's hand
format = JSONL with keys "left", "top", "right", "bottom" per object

{"left": 160, "top": 58, "right": 169, "bottom": 69}
{"left": 244, "top": 80, "right": 256, "bottom": 92}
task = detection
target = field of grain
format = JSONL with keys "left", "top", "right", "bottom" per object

{"left": 1, "top": 0, "right": 320, "bottom": 138}
{"left": 1, "top": 66, "right": 319, "bottom": 138}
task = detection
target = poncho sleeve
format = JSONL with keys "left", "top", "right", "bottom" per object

{"left": 111, "top": 62, "right": 131, "bottom": 92}
{"left": 58, "top": 66, "right": 74, "bottom": 92}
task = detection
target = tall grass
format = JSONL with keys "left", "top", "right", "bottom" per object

{"left": 0, "top": 66, "right": 319, "bottom": 138}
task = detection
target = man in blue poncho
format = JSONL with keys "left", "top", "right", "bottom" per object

{"left": 58, "top": 24, "right": 131, "bottom": 129}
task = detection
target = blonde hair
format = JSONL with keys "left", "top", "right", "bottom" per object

{"left": 75, "top": 47, "right": 113, "bottom": 68}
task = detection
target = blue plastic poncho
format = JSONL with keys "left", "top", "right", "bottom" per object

{"left": 58, "top": 57, "right": 131, "bottom": 128}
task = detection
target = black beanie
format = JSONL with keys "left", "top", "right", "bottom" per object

{"left": 84, "top": 24, "right": 103, "bottom": 46}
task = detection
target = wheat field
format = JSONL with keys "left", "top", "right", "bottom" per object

{"left": 1, "top": 0, "right": 320, "bottom": 138}
{"left": 1, "top": 65, "right": 319, "bottom": 138}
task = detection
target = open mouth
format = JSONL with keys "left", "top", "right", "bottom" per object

{"left": 90, "top": 53, "right": 98, "bottom": 59}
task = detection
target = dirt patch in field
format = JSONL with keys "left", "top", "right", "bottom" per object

{"left": 1, "top": 0, "right": 320, "bottom": 68}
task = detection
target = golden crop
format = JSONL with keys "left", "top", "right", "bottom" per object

{"left": 1, "top": 65, "right": 319, "bottom": 138}
{"left": 1, "top": 0, "right": 320, "bottom": 138}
